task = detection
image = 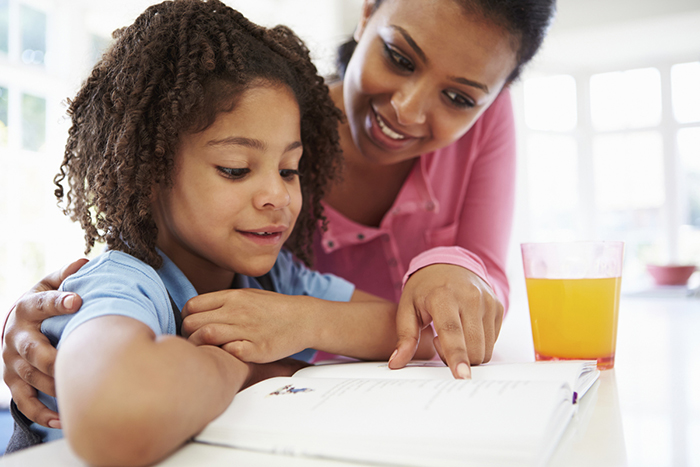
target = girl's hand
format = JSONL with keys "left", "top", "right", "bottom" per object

{"left": 2, "top": 258, "right": 87, "bottom": 427}
{"left": 389, "top": 264, "right": 504, "bottom": 379}
{"left": 182, "top": 289, "right": 313, "bottom": 364}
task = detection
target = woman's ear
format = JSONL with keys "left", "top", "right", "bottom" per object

{"left": 353, "top": 0, "right": 378, "bottom": 42}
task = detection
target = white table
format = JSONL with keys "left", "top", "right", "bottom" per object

{"left": 2, "top": 294, "right": 698, "bottom": 467}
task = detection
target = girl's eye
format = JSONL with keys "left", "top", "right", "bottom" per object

{"left": 443, "top": 90, "right": 475, "bottom": 109}
{"left": 217, "top": 167, "right": 250, "bottom": 179}
{"left": 383, "top": 43, "right": 414, "bottom": 72}
{"left": 280, "top": 169, "right": 301, "bottom": 181}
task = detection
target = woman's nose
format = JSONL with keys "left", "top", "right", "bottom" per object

{"left": 391, "top": 80, "right": 428, "bottom": 126}
{"left": 253, "top": 174, "right": 291, "bottom": 210}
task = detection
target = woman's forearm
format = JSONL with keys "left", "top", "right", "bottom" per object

{"left": 56, "top": 315, "right": 248, "bottom": 467}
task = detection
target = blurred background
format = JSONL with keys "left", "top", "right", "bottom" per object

{"left": 1, "top": 0, "right": 699, "bottom": 325}
{"left": 0, "top": 0, "right": 699, "bottom": 459}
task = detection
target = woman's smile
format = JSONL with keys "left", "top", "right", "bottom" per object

{"left": 366, "top": 104, "right": 421, "bottom": 151}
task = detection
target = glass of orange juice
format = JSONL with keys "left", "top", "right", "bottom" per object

{"left": 521, "top": 241, "right": 624, "bottom": 370}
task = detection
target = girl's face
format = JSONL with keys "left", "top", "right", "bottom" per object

{"left": 153, "top": 84, "right": 303, "bottom": 286}
{"left": 342, "top": 0, "right": 518, "bottom": 165}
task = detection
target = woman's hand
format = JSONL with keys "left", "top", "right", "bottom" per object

{"left": 182, "top": 289, "right": 313, "bottom": 364}
{"left": 389, "top": 264, "right": 504, "bottom": 379}
{"left": 2, "top": 258, "right": 87, "bottom": 427}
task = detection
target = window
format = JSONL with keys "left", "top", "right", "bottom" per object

{"left": 0, "top": 0, "right": 8, "bottom": 55}
{"left": 21, "top": 93, "right": 46, "bottom": 152}
{"left": 90, "top": 34, "right": 111, "bottom": 65}
{"left": 0, "top": 0, "right": 78, "bottom": 323}
{"left": 678, "top": 128, "right": 700, "bottom": 228}
{"left": 671, "top": 62, "right": 700, "bottom": 124}
{"left": 521, "top": 62, "right": 700, "bottom": 290}
{"left": 523, "top": 74, "right": 577, "bottom": 131}
{"left": 526, "top": 134, "right": 578, "bottom": 240}
{"left": 20, "top": 4, "right": 46, "bottom": 66}
{"left": 0, "top": 86, "right": 7, "bottom": 147}
{"left": 590, "top": 68, "right": 662, "bottom": 131}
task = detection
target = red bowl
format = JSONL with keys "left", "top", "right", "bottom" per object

{"left": 646, "top": 264, "right": 697, "bottom": 286}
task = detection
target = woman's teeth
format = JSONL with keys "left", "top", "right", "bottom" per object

{"left": 376, "top": 113, "right": 405, "bottom": 140}
{"left": 251, "top": 232, "right": 274, "bottom": 236}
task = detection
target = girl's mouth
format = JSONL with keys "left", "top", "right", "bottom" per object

{"left": 238, "top": 228, "right": 286, "bottom": 246}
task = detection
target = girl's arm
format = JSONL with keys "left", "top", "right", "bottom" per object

{"left": 56, "top": 314, "right": 249, "bottom": 467}
{"left": 182, "top": 288, "right": 436, "bottom": 364}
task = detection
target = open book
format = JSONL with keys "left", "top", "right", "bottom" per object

{"left": 195, "top": 360, "right": 599, "bottom": 467}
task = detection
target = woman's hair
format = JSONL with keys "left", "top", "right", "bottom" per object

{"left": 55, "top": 0, "right": 343, "bottom": 269}
{"left": 337, "top": 0, "right": 556, "bottom": 84}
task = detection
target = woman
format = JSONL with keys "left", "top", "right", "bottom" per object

{"left": 3, "top": 0, "right": 556, "bottom": 428}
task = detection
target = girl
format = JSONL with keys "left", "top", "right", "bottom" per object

{"left": 5, "top": 1, "right": 430, "bottom": 464}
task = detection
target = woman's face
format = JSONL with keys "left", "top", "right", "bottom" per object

{"left": 343, "top": 0, "right": 518, "bottom": 165}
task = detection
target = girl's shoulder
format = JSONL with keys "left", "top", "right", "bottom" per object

{"left": 63, "top": 250, "right": 161, "bottom": 287}
{"left": 50, "top": 250, "right": 175, "bottom": 345}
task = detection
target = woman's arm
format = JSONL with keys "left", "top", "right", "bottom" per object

{"left": 2, "top": 259, "right": 87, "bottom": 428}
{"left": 182, "top": 287, "right": 436, "bottom": 364}
{"left": 56, "top": 314, "right": 249, "bottom": 467}
{"left": 390, "top": 90, "right": 516, "bottom": 377}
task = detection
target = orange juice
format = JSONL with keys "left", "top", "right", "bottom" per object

{"left": 525, "top": 277, "right": 621, "bottom": 369}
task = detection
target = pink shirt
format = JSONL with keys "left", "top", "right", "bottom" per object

{"left": 313, "top": 89, "right": 516, "bottom": 312}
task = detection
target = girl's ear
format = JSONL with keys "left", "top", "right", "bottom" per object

{"left": 353, "top": 0, "right": 378, "bottom": 42}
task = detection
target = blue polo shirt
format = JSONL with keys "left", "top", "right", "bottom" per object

{"left": 34, "top": 248, "right": 355, "bottom": 442}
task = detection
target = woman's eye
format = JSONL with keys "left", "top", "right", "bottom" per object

{"left": 384, "top": 44, "right": 414, "bottom": 72}
{"left": 217, "top": 167, "right": 250, "bottom": 179}
{"left": 280, "top": 169, "right": 301, "bottom": 181}
{"left": 443, "top": 90, "right": 475, "bottom": 109}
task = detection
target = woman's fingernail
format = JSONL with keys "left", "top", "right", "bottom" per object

{"left": 63, "top": 294, "right": 75, "bottom": 309}
{"left": 457, "top": 362, "right": 471, "bottom": 379}
{"left": 388, "top": 349, "right": 398, "bottom": 366}
{"left": 48, "top": 419, "right": 62, "bottom": 429}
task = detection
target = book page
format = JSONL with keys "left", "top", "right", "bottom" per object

{"left": 197, "top": 376, "right": 575, "bottom": 467}
{"left": 294, "top": 360, "right": 599, "bottom": 399}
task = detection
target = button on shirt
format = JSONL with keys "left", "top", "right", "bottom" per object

{"left": 313, "top": 89, "right": 515, "bottom": 311}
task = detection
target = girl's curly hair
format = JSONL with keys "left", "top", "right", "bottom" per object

{"left": 54, "top": 0, "right": 343, "bottom": 270}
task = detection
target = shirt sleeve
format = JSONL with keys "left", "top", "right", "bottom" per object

{"left": 270, "top": 250, "right": 356, "bottom": 302}
{"left": 403, "top": 90, "right": 516, "bottom": 313}
{"left": 42, "top": 251, "right": 175, "bottom": 348}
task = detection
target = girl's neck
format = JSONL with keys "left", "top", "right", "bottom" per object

{"left": 158, "top": 244, "right": 235, "bottom": 295}
{"left": 185, "top": 266, "right": 235, "bottom": 296}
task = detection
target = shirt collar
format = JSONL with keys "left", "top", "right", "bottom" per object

{"left": 155, "top": 249, "right": 198, "bottom": 313}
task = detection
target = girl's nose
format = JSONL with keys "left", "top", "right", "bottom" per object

{"left": 253, "top": 174, "right": 291, "bottom": 210}
{"left": 391, "top": 80, "right": 428, "bottom": 126}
